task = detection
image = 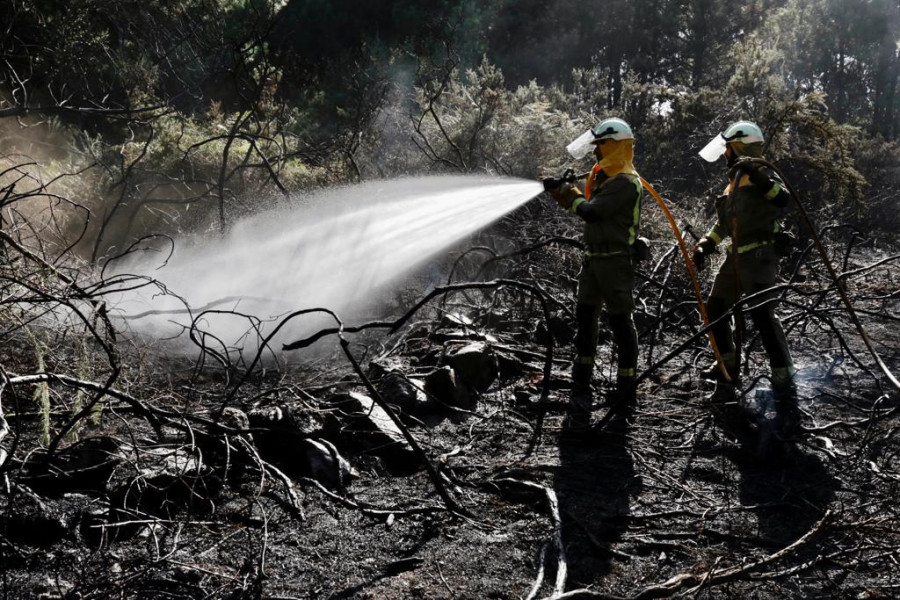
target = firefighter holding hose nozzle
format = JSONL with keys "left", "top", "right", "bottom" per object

{"left": 695, "top": 121, "right": 801, "bottom": 438}
{"left": 543, "top": 118, "right": 645, "bottom": 431}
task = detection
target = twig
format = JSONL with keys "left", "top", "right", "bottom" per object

{"left": 547, "top": 509, "right": 832, "bottom": 600}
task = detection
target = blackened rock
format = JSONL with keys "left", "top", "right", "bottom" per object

{"left": 247, "top": 404, "right": 326, "bottom": 474}
{"left": 514, "top": 389, "right": 534, "bottom": 406}
{"left": 424, "top": 366, "right": 475, "bottom": 411}
{"left": 438, "top": 312, "right": 474, "bottom": 329}
{"left": 446, "top": 342, "right": 498, "bottom": 392}
{"left": 301, "top": 438, "right": 358, "bottom": 490}
{"left": 479, "top": 308, "right": 512, "bottom": 330}
{"left": 496, "top": 351, "right": 527, "bottom": 379}
{"left": 429, "top": 329, "right": 492, "bottom": 344}
{"left": 105, "top": 444, "right": 214, "bottom": 532}
{"left": 20, "top": 436, "right": 121, "bottom": 497}
{"left": 377, "top": 371, "right": 431, "bottom": 415}
{"left": 248, "top": 404, "right": 322, "bottom": 438}
{"left": 331, "top": 392, "right": 417, "bottom": 470}
{"left": 31, "top": 575, "right": 74, "bottom": 600}
{"left": 220, "top": 406, "right": 250, "bottom": 432}
{"left": 367, "top": 358, "right": 407, "bottom": 380}
{"left": 4, "top": 487, "right": 69, "bottom": 546}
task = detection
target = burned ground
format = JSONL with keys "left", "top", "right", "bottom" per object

{"left": 1, "top": 228, "right": 899, "bottom": 600}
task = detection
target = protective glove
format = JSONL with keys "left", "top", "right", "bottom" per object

{"left": 547, "top": 182, "right": 584, "bottom": 211}
{"left": 692, "top": 236, "right": 717, "bottom": 272}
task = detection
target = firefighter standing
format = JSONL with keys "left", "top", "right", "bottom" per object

{"left": 694, "top": 120, "right": 800, "bottom": 436}
{"left": 545, "top": 118, "right": 644, "bottom": 429}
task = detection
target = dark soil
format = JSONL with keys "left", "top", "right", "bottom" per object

{"left": 2, "top": 243, "right": 899, "bottom": 600}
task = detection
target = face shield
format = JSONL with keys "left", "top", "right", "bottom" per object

{"left": 566, "top": 129, "right": 596, "bottom": 160}
{"left": 699, "top": 133, "right": 727, "bottom": 163}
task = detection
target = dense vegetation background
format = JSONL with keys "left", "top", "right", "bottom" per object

{"left": 2, "top": 0, "right": 898, "bottom": 259}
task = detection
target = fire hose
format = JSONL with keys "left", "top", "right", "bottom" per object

{"left": 544, "top": 162, "right": 900, "bottom": 393}
{"left": 638, "top": 178, "right": 731, "bottom": 381}
{"left": 542, "top": 171, "right": 730, "bottom": 381}
{"left": 744, "top": 158, "right": 900, "bottom": 392}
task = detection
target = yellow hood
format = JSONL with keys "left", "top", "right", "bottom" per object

{"left": 723, "top": 141, "right": 764, "bottom": 193}
{"left": 585, "top": 139, "right": 639, "bottom": 199}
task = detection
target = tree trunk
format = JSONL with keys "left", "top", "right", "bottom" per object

{"left": 870, "top": 30, "right": 898, "bottom": 138}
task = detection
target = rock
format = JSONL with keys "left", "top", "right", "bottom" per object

{"left": 33, "top": 575, "right": 74, "bottom": 600}
{"left": 3, "top": 486, "right": 69, "bottom": 546}
{"left": 20, "top": 436, "right": 121, "bottom": 497}
{"left": 429, "top": 329, "right": 493, "bottom": 344}
{"left": 534, "top": 315, "right": 575, "bottom": 347}
{"left": 496, "top": 351, "right": 527, "bottom": 379}
{"left": 366, "top": 358, "right": 407, "bottom": 380}
{"left": 247, "top": 404, "right": 328, "bottom": 475}
{"left": 220, "top": 406, "right": 250, "bottom": 432}
{"left": 479, "top": 308, "right": 512, "bottom": 329}
{"left": 376, "top": 371, "right": 431, "bottom": 414}
{"left": 132, "top": 445, "right": 205, "bottom": 481}
{"left": 404, "top": 324, "right": 430, "bottom": 340}
{"left": 248, "top": 404, "right": 322, "bottom": 438}
{"left": 424, "top": 366, "right": 476, "bottom": 411}
{"left": 513, "top": 389, "right": 534, "bottom": 406}
{"left": 105, "top": 444, "right": 215, "bottom": 530}
{"left": 196, "top": 407, "right": 254, "bottom": 466}
{"left": 79, "top": 504, "right": 110, "bottom": 548}
{"left": 301, "top": 438, "right": 358, "bottom": 490}
{"left": 331, "top": 392, "right": 417, "bottom": 469}
{"left": 438, "top": 312, "right": 474, "bottom": 329}
{"left": 445, "top": 342, "right": 498, "bottom": 392}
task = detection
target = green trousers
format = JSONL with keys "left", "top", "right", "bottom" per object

{"left": 707, "top": 245, "right": 795, "bottom": 382}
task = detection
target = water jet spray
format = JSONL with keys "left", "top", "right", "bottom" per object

{"left": 107, "top": 175, "right": 544, "bottom": 355}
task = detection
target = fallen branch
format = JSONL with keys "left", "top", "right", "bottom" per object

{"left": 281, "top": 279, "right": 556, "bottom": 454}
{"left": 546, "top": 509, "right": 832, "bottom": 600}
{"left": 490, "top": 478, "right": 567, "bottom": 597}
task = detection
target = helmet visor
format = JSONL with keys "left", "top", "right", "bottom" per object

{"left": 566, "top": 129, "right": 596, "bottom": 159}
{"left": 699, "top": 133, "right": 727, "bottom": 163}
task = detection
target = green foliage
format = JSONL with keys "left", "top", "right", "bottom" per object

{"left": 2, "top": 0, "right": 899, "bottom": 252}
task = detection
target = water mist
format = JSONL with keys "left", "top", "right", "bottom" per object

{"left": 108, "top": 175, "right": 544, "bottom": 355}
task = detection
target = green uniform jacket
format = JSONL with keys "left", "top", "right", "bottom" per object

{"left": 574, "top": 173, "right": 643, "bottom": 253}
{"left": 707, "top": 167, "right": 788, "bottom": 251}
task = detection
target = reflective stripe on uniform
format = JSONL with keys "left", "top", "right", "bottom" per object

{"left": 727, "top": 239, "right": 773, "bottom": 254}
{"left": 627, "top": 177, "right": 642, "bottom": 245}
{"left": 708, "top": 231, "right": 723, "bottom": 244}
{"left": 569, "top": 196, "right": 586, "bottom": 214}
{"left": 585, "top": 249, "right": 626, "bottom": 258}
{"left": 617, "top": 367, "right": 635, "bottom": 378}
{"left": 765, "top": 183, "right": 782, "bottom": 200}
{"left": 575, "top": 355, "right": 595, "bottom": 365}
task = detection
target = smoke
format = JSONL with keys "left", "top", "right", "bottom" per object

{"left": 0, "top": 119, "right": 101, "bottom": 253}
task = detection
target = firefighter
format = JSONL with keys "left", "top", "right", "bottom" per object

{"left": 545, "top": 118, "right": 644, "bottom": 429}
{"left": 694, "top": 120, "right": 800, "bottom": 436}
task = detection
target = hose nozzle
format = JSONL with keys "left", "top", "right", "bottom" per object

{"left": 541, "top": 168, "right": 577, "bottom": 192}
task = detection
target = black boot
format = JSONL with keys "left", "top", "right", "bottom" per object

{"left": 566, "top": 363, "right": 593, "bottom": 431}
{"left": 609, "top": 377, "right": 636, "bottom": 408}
{"left": 773, "top": 380, "right": 801, "bottom": 439}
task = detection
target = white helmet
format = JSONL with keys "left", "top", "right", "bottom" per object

{"left": 567, "top": 118, "right": 635, "bottom": 159}
{"left": 699, "top": 120, "right": 765, "bottom": 162}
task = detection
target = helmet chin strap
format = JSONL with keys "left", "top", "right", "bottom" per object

{"left": 725, "top": 146, "right": 738, "bottom": 167}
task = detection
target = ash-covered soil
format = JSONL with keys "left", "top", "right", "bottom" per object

{"left": 2, "top": 243, "right": 899, "bottom": 600}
